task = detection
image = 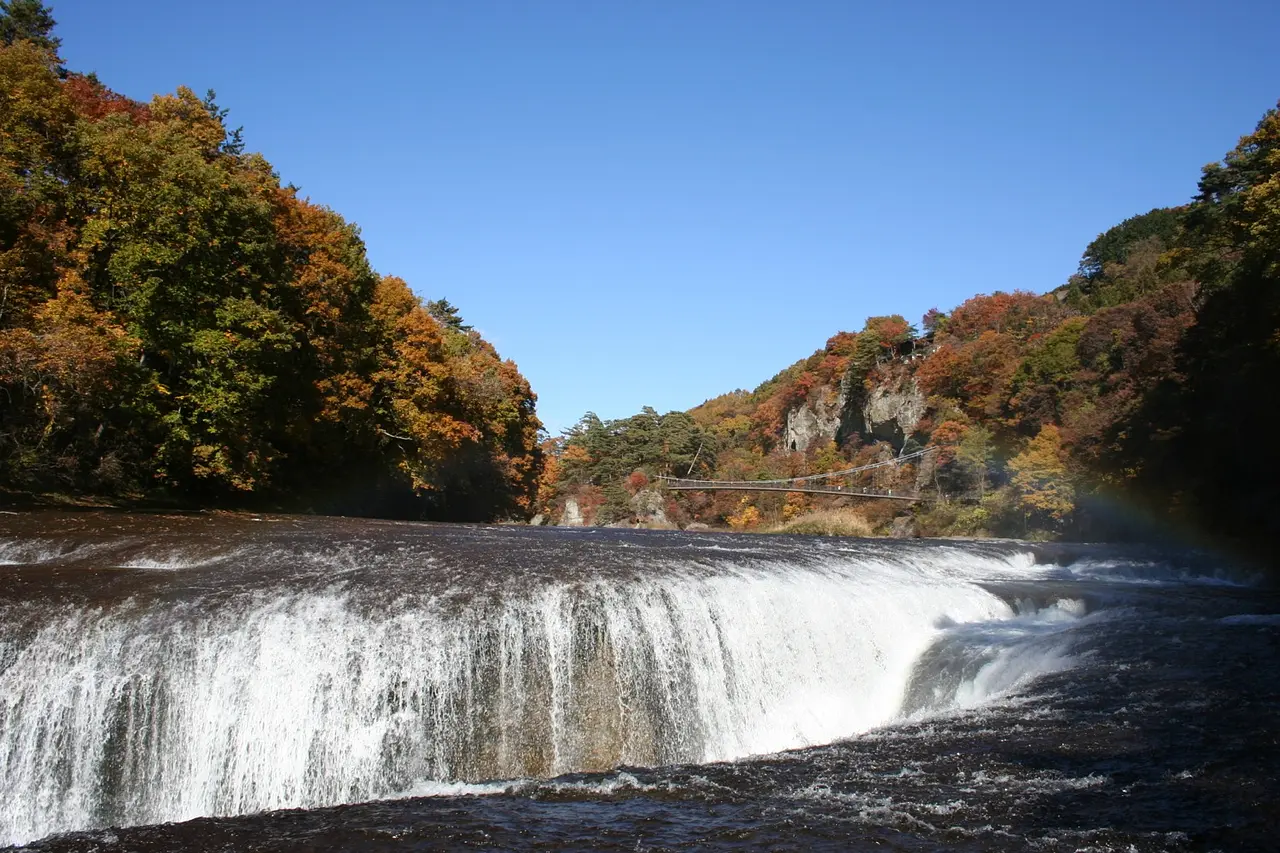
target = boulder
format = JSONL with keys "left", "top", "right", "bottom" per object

{"left": 890, "top": 515, "right": 918, "bottom": 539}
{"left": 558, "top": 498, "right": 584, "bottom": 527}
{"left": 630, "top": 488, "right": 676, "bottom": 529}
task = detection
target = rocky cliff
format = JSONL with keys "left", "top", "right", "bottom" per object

{"left": 782, "top": 389, "right": 847, "bottom": 452}
{"left": 845, "top": 375, "right": 927, "bottom": 450}
{"left": 783, "top": 368, "right": 927, "bottom": 454}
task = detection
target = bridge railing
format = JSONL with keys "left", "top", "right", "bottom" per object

{"left": 660, "top": 445, "right": 931, "bottom": 484}
{"left": 655, "top": 446, "right": 936, "bottom": 488}
{"left": 655, "top": 478, "right": 924, "bottom": 500}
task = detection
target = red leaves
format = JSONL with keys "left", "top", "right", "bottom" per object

{"left": 626, "top": 470, "right": 649, "bottom": 494}
{"left": 945, "top": 291, "right": 1068, "bottom": 344}
{"left": 928, "top": 420, "right": 968, "bottom": 464}
{"left": 61, "top": 74, "right": 150, "bottom": 124}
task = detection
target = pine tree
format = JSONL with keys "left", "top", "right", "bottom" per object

{"left": 0, "top": 0, "right": 59, "bottom": 52}
{"left": 426, "top": 298, "right": 473, "bottom": 332}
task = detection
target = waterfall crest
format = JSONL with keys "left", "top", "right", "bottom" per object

{"left": 0, "top": 521, "right": 1077, "bottom": 846}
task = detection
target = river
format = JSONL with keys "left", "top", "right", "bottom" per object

{"left": 0, "top": 512, "right": 1276, "bottom": 851}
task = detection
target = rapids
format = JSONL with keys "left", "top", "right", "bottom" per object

{"left": 0, "top": 512, "right": 1275, "bottom": 851}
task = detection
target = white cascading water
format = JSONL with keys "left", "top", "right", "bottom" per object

{"left": 0, "top": 541, "right": 1074, "bottom": 847}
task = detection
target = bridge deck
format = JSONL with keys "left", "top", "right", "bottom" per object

{"left": 658, "top": 478, "right": 923, "bottom": 501}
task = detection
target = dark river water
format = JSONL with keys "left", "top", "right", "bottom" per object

{"left": 0, "top": 512, "right": 1276, "bottom": 852}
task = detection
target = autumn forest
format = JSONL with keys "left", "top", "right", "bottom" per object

{"left": 539, "top": 109, "right": 1280, "bottom": 557}
{"left": 0, "top": 3, "right": 541, "bottom": 520}
{"left": 3, "top": 3, "right": 1279, "bottom": 558}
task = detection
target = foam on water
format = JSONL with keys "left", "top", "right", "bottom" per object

{"left": 1057, "top": 556, "right": 1257, "bottom": 587}
{"left": 1219, "top": 613, "right": 1280, "bottom": 626}
{"left": 0, "top": 538, "right": 83, "bottom": 566}
{"left": 112, "top": 547, "right": 248, "bottom": 571}
{"left": 0, "top": 535, "right": 1082, "bottom": 847}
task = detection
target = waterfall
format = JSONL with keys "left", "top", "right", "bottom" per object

{"left": 0, "top": 527, "right": 1079, "bottom": 846}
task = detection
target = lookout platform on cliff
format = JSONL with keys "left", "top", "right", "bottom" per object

{"left": 656, "top": 448, "right": 935, "bottom": 502}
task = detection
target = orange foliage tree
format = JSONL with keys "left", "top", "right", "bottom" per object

{"left": 0, "top": 21, "right": 543, "bottom": 519}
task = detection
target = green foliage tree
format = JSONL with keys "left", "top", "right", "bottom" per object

{"left": 0, "top": 0, "right": 58, "bottom": 51}
{"left": 597, "top": 480, "right": 633, "bottom": 524}
{"left": 1062, "top": 208, "right": 1186, "bottom": 312}
{"left": 956, "top": 424, "right": 995, "bottom": 499}
{"left": 0, "top": 38, "right": 75, "bottom": 328}
{"left": 1007, "top": 316, "right": 1087, "bottom": 434}
{"left": 557, "top": 407, "right": 711, "bottom": 488}
{"left": 1078, "top": 208, "right": 1183, "bottom": 281}
{"left": 0, "top": 24, "right": 543, "bottom": 519}
{"left": 426, "top": 298, "right": 473, "bottom": 332}
{"left": 1115, "top": 103, "right": 1280, "bottom": 548}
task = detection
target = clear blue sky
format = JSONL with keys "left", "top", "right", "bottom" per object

{"left": 51, "top": 0, "right": 1280, "bottom": 435}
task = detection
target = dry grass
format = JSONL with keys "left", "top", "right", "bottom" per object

{"left": 761, "top": 508, "right": 876, "bottom": 537}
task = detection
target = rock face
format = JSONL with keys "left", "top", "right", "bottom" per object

{"left": 844, "top": 377, "right": 927, "bottom": 450}
{"left": 783, "top": 374, "right": 927, "bottom": 453}
{"left": 554, "top": 491, "right": 676, "bottom": 530}
{"left": 559, "top": 498, "right": 585, "bottom": 527}
{"left": 631, "top": 489, "right": 677, "bottom": 530}
{"left": 783, "top": 390, "right": 846, "bottom": 452}
{"left": 914, "top": 451, "right": 938, "bottom": 493}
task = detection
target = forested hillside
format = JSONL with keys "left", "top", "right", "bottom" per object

{"left": 541, "top": 101, "right": 1280, "bottom": 554}
{"left": 0, "top": 4, "right": 541, "bottom": 519}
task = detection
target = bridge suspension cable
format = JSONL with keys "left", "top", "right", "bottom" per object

{"left": 657, "top": 446, "right": 935, "bottom": 488}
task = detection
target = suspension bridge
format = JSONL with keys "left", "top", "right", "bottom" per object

{"left": 656, "top": 447, "right": 937, "bottom": 502}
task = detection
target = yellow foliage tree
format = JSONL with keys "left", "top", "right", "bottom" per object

{"left": 727, "top": 497, "right": 762, "bottom": 530}
{"left": 1008, "top": 424, "right": 1075, "bottom": 524}
{"left": 782, "top": 491, "right": 807, "bottom": 521}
